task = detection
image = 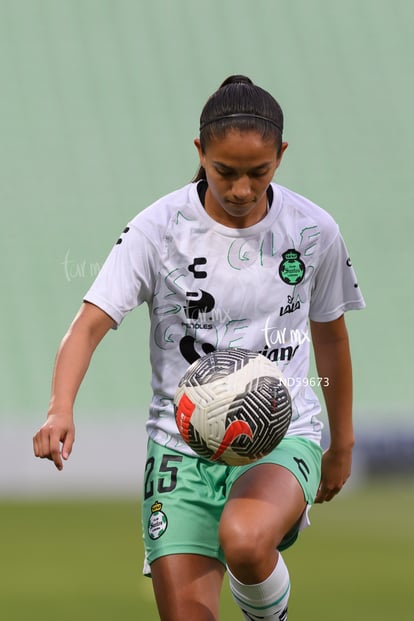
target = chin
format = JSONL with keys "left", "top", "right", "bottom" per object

{"left": 225, "top": 205, "right": 255, "bottom": 218}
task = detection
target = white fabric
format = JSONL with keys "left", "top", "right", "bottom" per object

{"left": 228, "top": 553, "right": 290, "bottom": 620}
{"left": 84, "top": 182, "right": 365, "bottom": 454}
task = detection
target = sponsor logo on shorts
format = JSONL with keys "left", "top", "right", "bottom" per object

{"left": 148, "top": 501, "right": 168, "bottom": 540}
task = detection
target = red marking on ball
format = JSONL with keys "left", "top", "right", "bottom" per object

{"left": 211, "top": 420, "right": 253, "bottom": 461}
{"left": 175, "top": 393, "right": 196, "bottom": 443}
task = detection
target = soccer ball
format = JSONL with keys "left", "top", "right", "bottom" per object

{"left": 174, "top": 348, "right": 292, "bottom": 466}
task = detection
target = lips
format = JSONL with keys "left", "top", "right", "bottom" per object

{"left": 227, "top": 200, "right": 254, "bottom": 207}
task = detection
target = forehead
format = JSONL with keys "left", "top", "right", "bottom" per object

{"left": 204, "top": 129, "right": 277, "bottom": 166}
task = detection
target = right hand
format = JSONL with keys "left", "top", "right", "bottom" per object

{"left": 33, "top": 413, "right": 75, "bottom": 471}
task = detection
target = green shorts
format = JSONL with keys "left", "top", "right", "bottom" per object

{"left": 142, "top": 436, "right": 322, "bottom": 571}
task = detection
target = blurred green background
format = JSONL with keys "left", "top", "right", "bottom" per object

{"left": 1, "top": 0, "right": 413, "bottom": 619}
{"left": 1, "top": 0, "right": 412, "bottom": 425}
{"left": 1, "top": 483, "right": 413, "bottom": 620}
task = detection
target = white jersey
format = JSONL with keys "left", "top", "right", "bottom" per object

{"left": 84, "top": 182, "right": 365, "bottom": 454}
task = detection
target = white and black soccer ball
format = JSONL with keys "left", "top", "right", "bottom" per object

{"left": 174, "top": 348, "right": 292, "bottom": 466}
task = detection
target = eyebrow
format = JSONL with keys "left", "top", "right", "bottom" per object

{"left": 213, "top": 161, "right": 272, "bottom": 172}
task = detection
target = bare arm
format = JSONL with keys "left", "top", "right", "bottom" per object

{"left": 33, "top": 302, "right": 115, "bottom": 470}
{"left": 310, "top": 315, "right": 354, "bottom": 502}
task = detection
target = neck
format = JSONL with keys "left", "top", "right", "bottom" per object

{"left": 204, "top": 189, "right": 268, "bottom": 228}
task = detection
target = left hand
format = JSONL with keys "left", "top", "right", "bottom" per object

{"left": 314, "top": 446, "right": 353, "bottom": 503}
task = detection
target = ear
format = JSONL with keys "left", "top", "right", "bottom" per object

{"left": 276, "top": 141, "right": 288, "bottom": 168}
{"left": 194, "top": 138, "right": 204, "bottom": 163}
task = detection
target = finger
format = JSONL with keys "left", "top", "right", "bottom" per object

{"left": 316, "top": 483, "right": 342, "bottom": 503}
{"left": 49, "top": 436, "right": 63, "bottom": 470}
{"left": 314, "top": 489, "right": 325, "bottom": 504}
{"left": 33, "top": 428, "right": 52, "bottom": 460}
{"left": 33, "top": 433, "right": 40, "bottom": 457}
{"left": 61, "top": 429, "right": 75, "bottom": 461}
{"left": 314, "top": 483, "right": 332, "bottom": 503}
{"left": 33, "top": 432, "right": 62, "bottom": 470}
{"left": 38, "top": 425, "right": 64, "bottom": 470}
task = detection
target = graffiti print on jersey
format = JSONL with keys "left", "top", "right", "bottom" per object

{"left": 279, "top": 249, "right": 305, "bottom": 285}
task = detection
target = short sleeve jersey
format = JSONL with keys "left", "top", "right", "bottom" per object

{"left": 84, "top": 182, "right": 365, "bottom": 453}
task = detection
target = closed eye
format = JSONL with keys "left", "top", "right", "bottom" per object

{"left": 250, "top": 169, "right": 269, "bottom": 178}
{"left": 214, "top": 165, "right": 270, "bottom": 179}
{"left": 217, "top": 168, "right": 236, "bottom": 179}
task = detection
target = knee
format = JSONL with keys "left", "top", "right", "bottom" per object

{"left": 219, "top": 513, "right": 274, "bottom": 569}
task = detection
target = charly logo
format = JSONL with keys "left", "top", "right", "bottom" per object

{"left": 148, "top": 501, "right": 168, "bottom": 540}
{"left": 278, "top": 249, "right": 305, "bottom": 285}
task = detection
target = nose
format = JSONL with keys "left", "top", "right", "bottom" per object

{"left": 231, "top": 176, "right": 252, "bottom": 202}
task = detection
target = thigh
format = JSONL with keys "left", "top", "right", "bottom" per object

{"left": 229, "top": 436, "right": 323, "bottom": 506}
{"left": 222, "top": 463, "right": 306, "bottom": 549}
{"left": 151, "top": 553, "right": 225, "bottom": 621}
{"left": 223, "top": 436, "right": 322, "bottom": 549}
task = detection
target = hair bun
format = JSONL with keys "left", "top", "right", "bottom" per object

{"left": 219, "top": 75, "right": 254, "bottom": 89}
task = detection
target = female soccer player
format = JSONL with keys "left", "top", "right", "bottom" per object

{"left": 33, "top": 75, "right": 365, "bottom": 620}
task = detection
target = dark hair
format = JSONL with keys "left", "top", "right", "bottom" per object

{"left": 193, "top": 75, "right": 284, "bottom": 182}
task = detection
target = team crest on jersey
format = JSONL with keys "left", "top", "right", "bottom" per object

{"left": 279, "top": 249, "right": 305, "bottom": 285}
{"left": 148, "top": 501, "right": 168, "bottom": 540}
